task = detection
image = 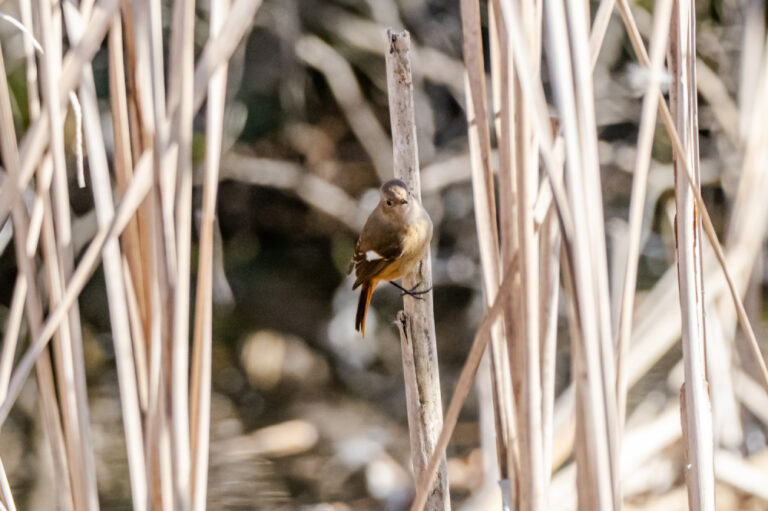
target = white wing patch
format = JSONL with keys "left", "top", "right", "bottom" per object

{"left": 365, "top": 250, "right": 383, "bottom": 261}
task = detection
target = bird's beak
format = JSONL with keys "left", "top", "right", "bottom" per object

{"left": 402, "top": 199, "right": 409, "bottom": 205}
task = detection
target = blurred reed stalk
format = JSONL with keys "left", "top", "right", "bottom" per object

{"left": 385, "top": 29, "right": 450, "bottom": 511}
{"left": 0, "top": 0, "right": 261, "bottom": 508}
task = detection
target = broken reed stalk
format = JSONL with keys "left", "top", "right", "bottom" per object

{"left": 668, "top": 2, "right": 716, "bottom": 509}
{"left": 385, "top": 29, "right": 450, "bottom": 511}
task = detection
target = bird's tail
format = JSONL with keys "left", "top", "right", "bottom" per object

{"left": 355, "top": 281, "right": 374, "bottom": 338}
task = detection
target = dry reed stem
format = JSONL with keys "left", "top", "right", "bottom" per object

{"left": 108, "top": 16, "right": 151, "bottom": 416}
{"left": 615, "top": 0, "right": 674, "bottom": 436}
{"left": 410, "top": 255, "right": 519, "bottom": 511}
{"left": 488, "top": 0, "right": 520, "bottom": 493}
{"left": 459, "top": 1, "right": 519, "bottom": 505}
{"left": 190, "top": 0, "right": 234, "bottom": 509}
{"left": 564, "top": 3, "right": 621, "bottom": 503}
{"left": 167, "top": 0, "right": 196, "bottom": 506}
{"left": 121, "top": 256, "right": 149, "bottom": 411}
{"left": 511, "top": 0, "right": 546, "bottom": 505}
{"left": 385, "top": 29, "right": 449, "bottom": 511}
{"left": 669, "top": 3, "right": 716, "bottom": 509}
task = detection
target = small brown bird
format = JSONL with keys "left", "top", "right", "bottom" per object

{"left": 348, "top": 179, "right": 433, "bottom": 337}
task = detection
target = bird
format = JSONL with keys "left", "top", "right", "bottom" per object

{"left": 348, "top": 179, "right": 433, "bottom": 337}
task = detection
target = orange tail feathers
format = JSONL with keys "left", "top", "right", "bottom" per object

{"left": 355, "top": 280, "right": 375, "bottom": 338}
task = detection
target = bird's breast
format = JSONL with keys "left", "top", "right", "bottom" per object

{"left": 402, "top": 217, "right": 431, "bottom": 257}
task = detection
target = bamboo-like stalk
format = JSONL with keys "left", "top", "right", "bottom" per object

{"left": 385, "top": 29, "right": 449, "bottom": 511}
{"left": 668, "top": 2, "right": 716, "bottom": 509}
{"left": 190, "top": 0, "right": 234, "bottom": 509}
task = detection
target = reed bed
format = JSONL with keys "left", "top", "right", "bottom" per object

{"left": 0, "top": 0, "right": 259, "bottom": 509}
{"left": 411, "top": 0, "right": 768, "bottom": 510}
{"left": 1, "top": 0, "right": 768, "bottom": 509}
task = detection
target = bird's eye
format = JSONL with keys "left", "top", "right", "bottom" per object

{"left": 386, "top": 200, "right": 392, "bottom": 206}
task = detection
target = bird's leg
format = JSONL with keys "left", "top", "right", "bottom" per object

{"left": 389, "top": 280, "right": 432, "bottom": 299}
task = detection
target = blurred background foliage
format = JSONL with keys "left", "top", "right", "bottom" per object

{"left": 0, "top": 0, "right": 763, "bottom": 509}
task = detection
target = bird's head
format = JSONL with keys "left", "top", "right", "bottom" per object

{"left": 380, "top": 179, "right": 412, "bottom": 216}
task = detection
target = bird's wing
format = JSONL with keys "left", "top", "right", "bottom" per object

{"left": 349, "top": 214, "right": 403, "bottom": 289}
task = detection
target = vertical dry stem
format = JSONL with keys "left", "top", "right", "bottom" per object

{"left": 668, "top": 2, "right": 716, "bottom": 509}
{"left": 385, "top": 29, "right": 449, "bottom": 511}
{"left": 190, "top": 0, "right": 235, "bottom": 509}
